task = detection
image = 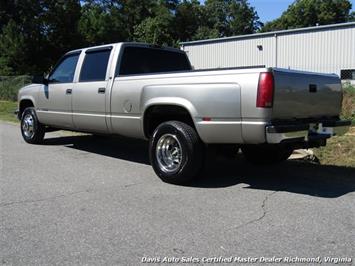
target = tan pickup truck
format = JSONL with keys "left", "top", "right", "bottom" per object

{"left": 17, "top": 42, "right": 350, "bottom": 184}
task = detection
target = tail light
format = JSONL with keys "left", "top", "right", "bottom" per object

{"left": 256, "top": 72, "right": 274, "bottom": 108}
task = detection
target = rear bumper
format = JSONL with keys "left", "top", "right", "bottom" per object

{"left": 266, "top": 120, "right": 351, "bottom": 144}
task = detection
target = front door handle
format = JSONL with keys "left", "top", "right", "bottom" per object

{"left": 66, "top": 88, "right": 72, "bottom": 94}
{"left": 98, "top": 87, "right": 106, "bottom": 94}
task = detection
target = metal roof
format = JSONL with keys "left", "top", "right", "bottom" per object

{"left": 180, "top": 22, "right": 355, "bottom": 46}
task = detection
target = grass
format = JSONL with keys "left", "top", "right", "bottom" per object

{"left": 341, "top": 83, "right": 355, "bottom": 124}
{"left": 0, "top": 76, "right": 31, "bottom": 101}
{"left": 314, "top": 127, "right": 355, "bottom": 167}
{"left": 0, "top": 101, "right": 18, "bottom": 123}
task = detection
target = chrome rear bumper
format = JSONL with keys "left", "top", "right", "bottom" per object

{"left": 266, "top": 120, "right": 351, "bottom": 144}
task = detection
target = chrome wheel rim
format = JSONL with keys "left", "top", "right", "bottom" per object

{"left": 22, "top": 114, "right": 34, "bottom": 138}
{"left": 156, "top": 134, "right": 182, "bottom": 173}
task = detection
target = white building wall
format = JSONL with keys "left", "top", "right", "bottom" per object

{"left": 182, "top": 23, "right": 355, "bottom": 77}
{"left": 277, "top": 26, "right": 355, "bottom": 75}
{"left": 185, "top": 36, "right": 276, "bottom": 69}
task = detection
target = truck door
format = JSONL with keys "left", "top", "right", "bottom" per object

{"left": 72, "top": 47, "right": 112, "bottom": 132}
{"left": 37, "top": 52, "right": 80, "bottom": 128}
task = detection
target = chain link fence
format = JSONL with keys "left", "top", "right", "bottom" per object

{"left": 0, "top": 76, "right": 32, "bottom": 101}
{"left": 340, "top": 69, "right": 355, "bottom": 81}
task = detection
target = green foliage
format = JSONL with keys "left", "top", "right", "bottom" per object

{"left": 174, "top": 0, "right": 202, "bottom": 42}
{"left": 0, "top": 20, "right": 27, "bottom": 75}
{"left": 0, "top": 76, "right": 31, "bottom": 101}
{"left": 261, "top": 0, "right": 353, "bottom": 32}
{"left": 0, "top": 0, "right": 353, "bottom": 76}
{"left": 341, "top": 83, "right": 355, "bottom": 124}
{"left": 0, "top": 100, "right": 18, "bottom": 123}
{"left": 0, "top": 0, "right": 263, "bottom": 75}
{"left": 349, "top": 11, "right": 355, "bottom": 21}
{"left": 0, "top": 0, "right": 83, "bottom": 75}
{"left": 41, "top": 0, "right": 83, "bottom": 62}
{"left": 193, "top": 26, "right": 220, "bottom": 40}
{"left": 202, "top": 0, "right": 262, "bottom": 37}
{"left": 79, "top": 3, "right": 127, "bottom": 45}
{"left": 314, "top": 127, "right": 355, "bottom": 167}
{"left": 133, "top": 4, "right": 175, "bottom": 46}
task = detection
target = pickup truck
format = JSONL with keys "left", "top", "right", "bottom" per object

{"left": 17, "top": 42, "right": 350, "bottom": 184}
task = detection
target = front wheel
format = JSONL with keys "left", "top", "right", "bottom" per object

{"left": 241, "top": 144, "right": 293, "bottom": 164}
{"left": 20, "top": 107, "right": 45, "bottom": 144}
{"left": 149, "top": 121, "right": 204, "bottom": 184}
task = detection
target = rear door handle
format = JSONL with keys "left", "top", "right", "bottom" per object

{"left": 98, "top": 87, "right": 106, "bottom": 94}
{"left": 66, "top": 88, "right": 72, "bottom": 94}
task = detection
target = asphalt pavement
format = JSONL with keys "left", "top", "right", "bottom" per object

{"left": 0, "top": 121, "right": 354, "bottom": 265}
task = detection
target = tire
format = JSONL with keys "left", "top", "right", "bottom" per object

{"left": 241, "top": 144, "right": 293, "bottom": 164}
{"left": 20, "top": 107, "right": 45, "bottom": 144}
{"left": 149, "top": 121, "right": 204, "bottom": 184}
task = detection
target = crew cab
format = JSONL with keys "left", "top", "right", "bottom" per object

{"left": 17, "top": 42, "right": 351, "bottom": 184}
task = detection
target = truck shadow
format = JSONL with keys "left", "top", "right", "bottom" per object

{"left": 44, "top": 134, "right": 150, "bottom": 165}
{"left": 195, "top": 156, "right": 355, "bottom": 198}
{"left": 44, "top": 134, "right": 355, "bottom": 198}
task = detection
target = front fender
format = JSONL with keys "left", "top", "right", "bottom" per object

{"left": 18, "top": 84, "right": 41, "bottom": 108}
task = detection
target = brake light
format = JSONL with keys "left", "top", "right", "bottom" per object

{"left": 256, "top": 72, "right": 274, "bottom": 108}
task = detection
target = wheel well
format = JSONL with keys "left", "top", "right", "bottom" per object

{"left": 19, "top": 100, "right": 34, "bottom": 118}
{"left": 144, "top": 105, "right": 196, "bottom": 138}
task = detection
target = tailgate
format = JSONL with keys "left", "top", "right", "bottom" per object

{"left": 272, "top": 69, "right": 342, "bottom": 119}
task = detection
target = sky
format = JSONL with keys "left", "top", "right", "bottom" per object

{"left": 248, "top": 0, "right": 355, "bottom": 23}
{"left": 248, "top": 0, "right": 296, "bottom": 23}
{"left": 201, "top": 0, "right": 355, "bottom": 23}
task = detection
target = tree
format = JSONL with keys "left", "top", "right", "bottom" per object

{"left": 174, "top": 0, "right": 202, "bottom": 42}
{"left": 261, "top": 0, "right": 353, "bottom": 32}
{"left": 120, "top": 0, "right": 158, "bottom": 40}
{"left": 41, "top": 0, "right": 83, "bottom": 66}
{"left": 79, "top": 2, "right": 127, "bottom": 45}
{"left": 0, "top": 0, "right": 264, "bottom": 74}
{"left": 0, "top": 0, "right": 46, "bottom": 75}
{"left": 0, "top": 0, "right": 83, "bottom": 74}
{"left": 227, "top": 0, "right": 262, "bottom": 35}
{"left": 0, "top": 1, "right": 17, "bottom": 29}
{"left": 202, "top": 0, "right": 261, "bottom": 37}
{"left": 133, "top": 3, "right": 175, "bottom": 46}
{"left": 193, "top": 26, "right": 220, "bottom": 40}
{"left": 0, "top": 20, "right": 27, "bottom": 75}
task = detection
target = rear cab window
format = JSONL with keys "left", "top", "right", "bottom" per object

{"left": 118, "top": 46, "right": 191, "bottom": 76}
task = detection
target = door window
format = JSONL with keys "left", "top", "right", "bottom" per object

{"left": 79, "top": 49, "right": 111, "bottom": 82}
{"left": 48, "top": 53, "right": 80, "bottom": 83}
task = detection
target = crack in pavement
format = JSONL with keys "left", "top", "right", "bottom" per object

{"left": 0, "top": 189, "right": 92, "bottom": 208}
{"left": 228, "top": 191, "right": 278, "bottom": 231}
{"left": 124, "top": 181, "right": 147, "bottom": 188}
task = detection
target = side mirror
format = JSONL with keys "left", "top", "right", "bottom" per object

{"left": 32, "top": 75, "right": 48, "bottom": 85}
